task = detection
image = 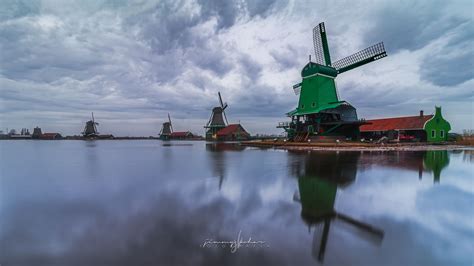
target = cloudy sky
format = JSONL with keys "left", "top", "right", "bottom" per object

{"left": 0, "top": 0, "right": 472, "bottom": 136}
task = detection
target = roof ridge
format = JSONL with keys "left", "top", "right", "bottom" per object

{"left": 365, "top": 114, "right": 433, "bottom": 121}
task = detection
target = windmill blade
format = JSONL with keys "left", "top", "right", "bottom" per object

{"left": 292, "top": 191, "right": 301, "bottom": 202}
{"left": 332, "top": 42, "right": 387, "bottom": 74}
{"left": 168, "top": 113, "right": 173, "bottom": 132}
{"left": 335, "top": 212, "right": 384, "bottom": 238}
{"left": 313, "top": 22, "right": 331, "bottom": 66}
{"left": 206, "top": 112, "right": 213, "bottom": 127}
{"left": 218, "top": 175, "right": 223, "bottom": 190}
{"left": 218, "top": 92, "right": 223, "bottom": 106}
{"left": 223, "top": 110, "right": 229, "bottom": 125}
{"left": 92, "top": 112, "right": 95, "bottom": 123}
{"left": 218, "top": 91, "right": 228, "bottom": 110}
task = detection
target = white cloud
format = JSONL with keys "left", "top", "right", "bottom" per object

{"left": 0, "top": 0, "right": 472, "bottom": 136}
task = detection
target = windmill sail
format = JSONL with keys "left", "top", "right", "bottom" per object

{"left": 218, "top": 92, "right": 229, "bottom": 125}
{"left": 332, "top": 42, "right": 387, "bottom": 74}
{"left": 313, "top": 22, "right": 331, "bottom": 66}
{"left": 168, "top": 113, "right": 173, "bottom": 132}
{"left": 82, "top": 112, "right": 99, "bottom": 137}
{"left": 218, "top": 92, "right": 228, "bottom": 110}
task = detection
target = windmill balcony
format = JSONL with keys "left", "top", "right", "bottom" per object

{"left": 277, "top": 122, "right": 291, "bottom": 128}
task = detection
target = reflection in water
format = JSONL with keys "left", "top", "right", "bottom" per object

{"left": 423, "top": 151, "right": 449, "bottom": 183}
{"left": 290, "top": 151, "right": 384, "bottom": 263}
{"left": 462, "top": 150, "right": 474, "bottom": 162}
{"left": 0, "top": 140, "right": 470, "bottom": 266}
{"left": 359, "top": 150, "right": 451, "bottom": 183}
{"left": 206, "top": 143, "right": 246, "bottom": 189}
{"left": 84, "top": 141, "right": 99, "bottom": 177}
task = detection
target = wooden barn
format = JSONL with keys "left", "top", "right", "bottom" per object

{"left": 40, "top": 133, "right": 63, "bottom": 140}
{"left": 170, "top": 131, "right": 195, "bottom": 140}
{"left": 360, "top": 107, "right": 451, "bottom": 143}
{"left": 216, "top": 124, "right": 250, "bottom": 141}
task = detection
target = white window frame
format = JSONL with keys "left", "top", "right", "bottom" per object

{"left": 440, "top": 130, "right": 444, "bottom": 138}
{"left": 431, "top": 130, "right": 436, "bottom": 138}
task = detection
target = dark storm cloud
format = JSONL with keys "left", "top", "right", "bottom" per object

{"left": 239, "top": 55, "right": 262, "bottom": 81}
{"left": 420, "top": 21, "right": 474, "bottom": 87}
{"left": 0, "top": 0, "right": 472, "bottom": 135}
{"left": 189, "top": 45, "right": 234, "bottom": 77}
{"left": 421, "top": 52, "right": 474, "bottom": 87}
{"left": 232, "top": 87, "right": 295, "bottom": 117}
{"left": 126, "top": 0, "right": 281, "bottom": 54}
{"left": 125, "top": 1, "right": 204, "bottom": 54}
{"left": 245, "top": 0, "right": 282, "bottom": 17}
{"left": 364, "top": 1, "right": 464, "bottom": 52}
{"left": 0, "top": 0, "right": 41, "bottom": 20}
{"left": 198, "top": 0, "right": 241, "bottom": 29}
{"left": 269, "top": 45, "right": 300, "bottom": 70}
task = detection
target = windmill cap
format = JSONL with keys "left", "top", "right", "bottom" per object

{"left": 301, "top": 62, "right": 337, "bottom": 78}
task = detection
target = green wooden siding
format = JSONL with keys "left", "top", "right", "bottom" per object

{"left": 424, "top": 106, "right": 451, "bottom": 142}
{"left": 298, "top": 177, "right": 336, "bottom": 219}
{"left": 297, "top": 74, "right": 339, "bottom": 115}
{"left": 423, "top": 150, "right": 449, "bottom": 183}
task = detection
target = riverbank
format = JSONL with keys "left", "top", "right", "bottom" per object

{"left": 241, "top": 140, "right": 471, "bottom": 151}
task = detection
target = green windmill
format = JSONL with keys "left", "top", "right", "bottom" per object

{"left": 278, "top": 22, "right": 387, "bottom": 141}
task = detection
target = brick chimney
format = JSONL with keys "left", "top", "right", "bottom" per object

{"left": 420, "top": 110, "right": 424, "bottom": 117}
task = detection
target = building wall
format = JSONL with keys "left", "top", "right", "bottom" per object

{"left": 298, "top": 75, "right": 338, "bottom": 113}
{"left": 424, "top": 107, "right": 451, "bottom": 142}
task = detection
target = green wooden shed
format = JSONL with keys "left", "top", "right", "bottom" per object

{"left": 424, "top": 107, "right": 451, "bottom": 142}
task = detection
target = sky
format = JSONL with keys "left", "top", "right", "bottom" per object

{"left": 0, "top": 0, "right": 473, "bottom": 136}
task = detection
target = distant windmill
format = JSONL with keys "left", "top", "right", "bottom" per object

{"left": 159, "top": 113, "right": 173, "bottom": 140}
{"left": 204, "top": 92, "right": 228, "bottom": 140}
{"left": 82, "top": 112, "right": 99, "bottom": 138}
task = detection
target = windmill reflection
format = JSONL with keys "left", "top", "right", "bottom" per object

{"left": 206, "top": 143, "right": 245, "bottom": 190}
{"left": 290, "top": 151, "right": 384, "bottom": 263}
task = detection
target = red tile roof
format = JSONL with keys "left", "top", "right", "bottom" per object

{"left": 170, "top": 131, "right": 192, "bottom": 137}
{"left": 40, "top": 133, "right": 62, "bottom": 139}
{"left": 217, "top": 124, "right": 246, "bottom": 136}
{"left": 360, "top": 115, "right": 433, "bottom": 132}
{"left": 42, "top": 133, "right": 60, "bottom": 136}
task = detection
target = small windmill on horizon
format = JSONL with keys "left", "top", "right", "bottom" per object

{"left": 159, "top": 113, "right": 173, "bottom": 140}
{"left": 82, "top": 112, "right": 99, "bottom": 138}
{"left": 204, "top": 92, "right": 229, "bottom": 140}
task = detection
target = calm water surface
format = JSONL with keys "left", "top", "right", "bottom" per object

{"left": 0, "top": 140, "right": 473, "bottom": 266}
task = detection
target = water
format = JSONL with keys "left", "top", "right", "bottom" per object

{"left": 0, "top": 140, "right": 473, "bottom": 266}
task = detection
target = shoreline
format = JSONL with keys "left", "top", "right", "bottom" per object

{"left": 1, "top": 138, "right": 472, "bottom": 151}
{"left": 240, "top": 141, "right": 471, "bottom": 151}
